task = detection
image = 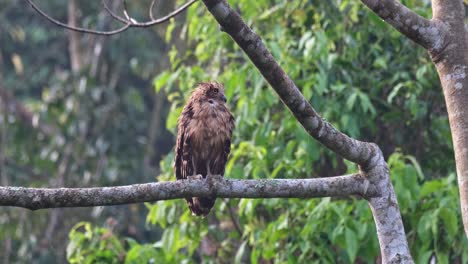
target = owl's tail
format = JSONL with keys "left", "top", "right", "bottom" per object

{"left": 187, "top": 197, "right": 216, "bottom": 216}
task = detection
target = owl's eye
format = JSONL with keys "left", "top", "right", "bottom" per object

{"left": 212, "top": 88, "right": 219, "bottom": 94}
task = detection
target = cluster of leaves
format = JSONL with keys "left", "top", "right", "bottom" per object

{"left": 66, "top": 0, "right": 467, "bottom": 263}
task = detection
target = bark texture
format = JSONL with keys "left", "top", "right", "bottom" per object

{"left": 429, "top": 0, "right": 468, "bottom": 236}
{"left": 0, "top": 174, "right": 375, "bottom": 210}
{"left": 360, "top": 0, "right": 443, "bottom": 50}
{"left": 363, "top": 150, "right": 413, "bottom": 263}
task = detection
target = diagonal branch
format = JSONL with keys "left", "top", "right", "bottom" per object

{"left": 359, "top": 0, "right": 444, "bottom": 51}
{"left": 202, "top": 0, "right": 376, "bottom": 167}
{"left": 0, "top": 174, "right": 375, "bottom": 210}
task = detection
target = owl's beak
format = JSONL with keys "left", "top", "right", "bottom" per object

{"left": 221, "top": 95, "right": 227, "bottom": 103}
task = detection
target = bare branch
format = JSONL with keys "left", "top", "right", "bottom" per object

{"left": 104, "top": 0, "right": 198, "bottom": 27}
{"left": 122, "top": 0, "right": 133, "bottom": 22}
{"left": 0, "top": 174, "right": 375, "bottom": 210}
{"left": 149, "top": 0, "right": 157, "bottom": 20}
{"left": 27, "top": 0, "right": 198, "bottom": 36}
{"left": 102, "top": 0, "right": 130, "bottom": 24}
{"left": 359, "top": 0, "right": 443, "bottom": 50}
{"left": 26, "top": 0, "right": 131, "bottom": 35}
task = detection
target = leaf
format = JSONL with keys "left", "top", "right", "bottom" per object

{"left": 436, "top": 252, "right": 449, "bottom": 264}
{"left": 153, "top": 71, "right": 171, "bottom": 93}
{"left": 234, "top": 241, "right": 248, "bottom": 264}
{"left": 417, "top": 211, "right": 435, "bottom": 242}
{"left": 345, "top": 228, "right": 358, "bottom": 263}
{"left": 346, "top": 91, "right": 358, "bottom": 110}
{"left": 405, "top": 155, "right": 425, "bottom": 180}
{"left": 165, "top": 20, "right": 176, "bottom": 42}
{"left": 419, "top": 181, "right": 443, "bottom": 198}
{"left": 387, "top": 83, "right": 405, "bottom": 104}
{"left": 250, "top": 248, "right": 260, "bottom": 264}
{"left": 358, "top": 92, "right": 376, "bottom": 115}
{"left": 438, "top": 207, "right": 458, "bottom": 238}
{"left": 373, "top": 57, "right": 387, "bottom": 69}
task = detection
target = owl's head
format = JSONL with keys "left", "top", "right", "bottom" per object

{"left": 194, "top": 81, "right": 227, "bottom": 104}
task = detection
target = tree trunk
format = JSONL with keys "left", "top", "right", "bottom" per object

{"left": 429, "top": 0, "right": 468, "bottom": 236}
{"left": 361, "top": 0, "right": 468, "bottom": 238}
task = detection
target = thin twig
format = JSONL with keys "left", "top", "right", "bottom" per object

{"left": 122, "top": 0, "right": 134, "bottom": 22}
{"left": 130, "top": 0, "right": 197, "bottom": 27}
{"left": 26, "top": 0, "right": 131, "bottom": 35}
{"left": 149, "top": 0, "right": 157, "bottom": 20}
{"left": 27, "top": 0, "right": 198, "bottom": 36}
{"left": 102, "top": 0, "right": 129, "bottom": 24}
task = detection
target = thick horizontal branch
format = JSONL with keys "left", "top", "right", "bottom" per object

{"left": 360, "top": 0, "right": 443, "bottom": 50}
{"left": 0, "top": 174, "right": 376, "bottom": 210}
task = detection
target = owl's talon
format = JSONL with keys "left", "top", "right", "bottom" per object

{"left": 206, "top": 174, "right": 223, "bottom": 182}
{"left": 188, "top": 174, "right": 203, "bottom": 180}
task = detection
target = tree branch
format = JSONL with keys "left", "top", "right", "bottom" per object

{"left": 26, "top": 0, "right": 198, "bottom": 36}
{"left": 430, "top": 0, "right": 468, "bottom": 237}
{"left": 103, "top": 0, "right": 197, "bottom": 27}
{"left": 0, "top": 174, "right": 376, "bottom": 210}
{"left": 201, "top": 0, "right": 375, "bottom": 167}
{"left": 26, "top": 0, "right": 131, "bottom": 36}
{"left": 431, "top": 0, "right": 465, "bottom": 22}
{"left": 359, "top": 0, "right": 443, "bottom": 50}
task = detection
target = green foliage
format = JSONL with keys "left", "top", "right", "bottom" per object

{"left": 388, "top": 153, "right": 467, "bottom": 263}
{"left": 67, "top": 222, "right": 125, "bottom": 263}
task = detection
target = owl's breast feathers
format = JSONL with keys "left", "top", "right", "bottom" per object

{"left": 186, "top": 100, "right": 234, "bottom": 160}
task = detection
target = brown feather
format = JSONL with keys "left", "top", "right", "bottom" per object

{"left": 174, "top": 82, "right": 235, "bottom": 216}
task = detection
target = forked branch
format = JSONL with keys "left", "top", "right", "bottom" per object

{"left": 26, "top": 0, "right": 198, "bottom": 35}
{"left": 359, "top": 0, "right": 445, "bottom": 51}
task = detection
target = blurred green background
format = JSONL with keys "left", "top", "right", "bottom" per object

{"left": 0, "top": 0, "right": 467, "bottom": 263}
